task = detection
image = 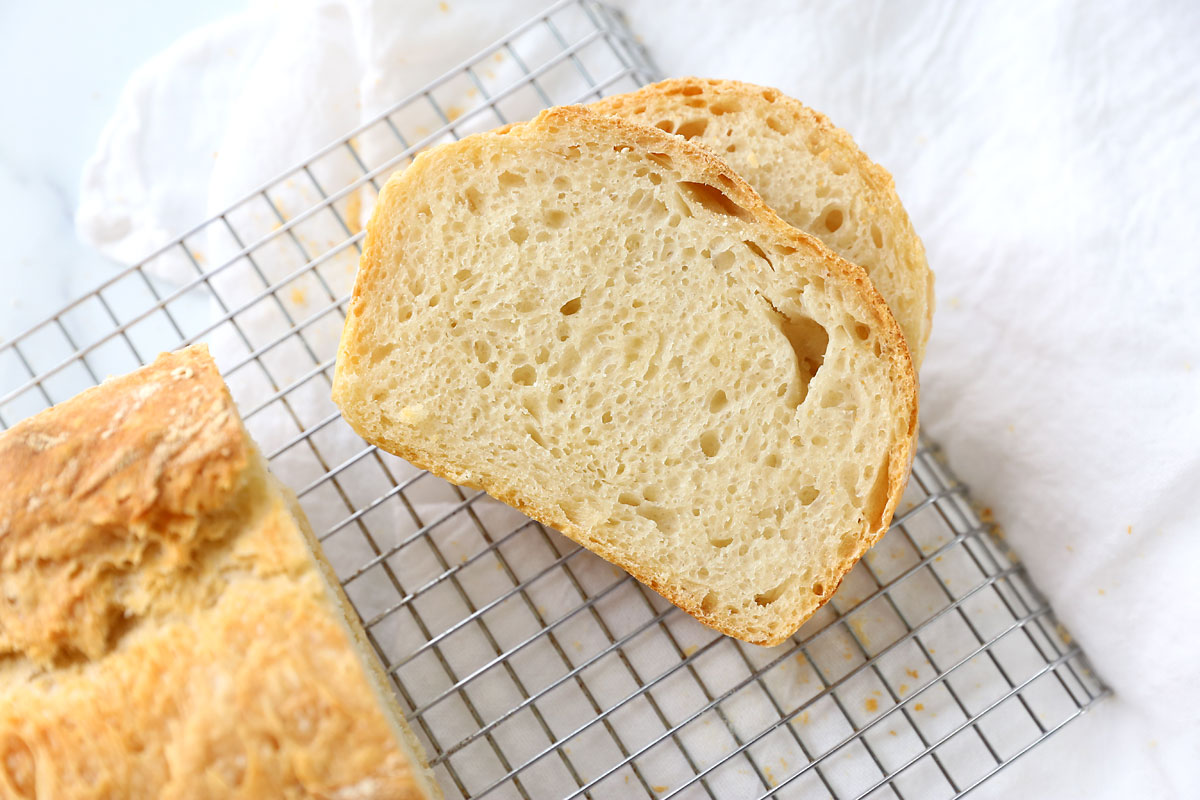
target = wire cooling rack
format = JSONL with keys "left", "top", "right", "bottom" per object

{"left": 0, "top": 1, "right": 1107, "bottom": 797}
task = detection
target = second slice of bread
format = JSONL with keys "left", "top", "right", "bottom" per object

{"left": 333, "top": 106, "right": 917, "bottom": 645}
{"left": 593, "top": 78, "right": 934, "bottom": 367}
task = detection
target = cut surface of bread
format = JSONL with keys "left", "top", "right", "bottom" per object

{"left": 333, "top": 107, "right": 917, "bottom": 646}
{"left": 592, "top": 78, "right": 934, "bottom": 367}
{"left": 0, "top": 345, "right": 439, "bottom": 800}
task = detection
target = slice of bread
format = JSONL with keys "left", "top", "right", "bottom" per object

{"left": 333, "top": 106, "right": 917, "bottom": 645}
{"left": 592, "top": 78, "right": 934, "bottom": 367}
{"left": 0, "top": 345, "right": 439, "bottom": 799}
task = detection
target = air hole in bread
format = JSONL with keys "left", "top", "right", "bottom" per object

{"left": 854, "top": 323, "right": 871, "bottom": 341}
{"left": 764, "top": 453, "right": 780, "bottom": 468}
{"left": 637, "top": 504, "right": 675, "bottom": 534}
{"left": 462, "top": 186, "right": 483, "bottom": 212}
{"left": 708, "top": 389, "right": 728, "bottom": 413}
{"left": 618, "top": 491, "right": 641, "bottom": 506}
{"left": 560, "top": 296, "right": 583, "bottom": 316}
{"left": 511, "top": 365, "right": 536, "bottom": 386}
{"left": 765, "top": 114, "right": 792, "bottom": 135}
{"left": 699, "top": 430, "right": 720, "bottom": 458}
{"left": 647, "top": 152, "right": 674, "bottom": 169}
{"left": 811, "top": 582, "right": 825, "bottom": 597}
{"left": 642, "top": 484, "right": 662, "bottom": 503}
{"left": 831, "top": 160, "right": 850, "bottom": 176}
{"left": 761, "top": 88, "right": 779, "bottom": 102}
{"left": 871, "top": 223, "right": 884, "bottom": 248}
{"left": 498, "top": 171, "right": 525, "bottom": 189}
{"left": 676, "top": 119, "right": 709, "bottom": 139}
{"left": 822, "top": 207, "right": 845, "bottom": 233}
{"left": 755, "top": 577, "right": 791, "bottom": 606}
{"left": 725, "top": 144, "right": 737, "bottom": 153}
{"left": 654, "top": 119, "right": 676, "bottom": 133}
{"left": 773, "top": 312, "right": 829, "bottom": 409}
{"left": 821, "top": 389, "right": 844, "bottom": 409}
{"left": 526, "top": 424, "right": 547, "bottom": 449}
{"left": 799, "top": 486, "right": 819, "bottom": 505}
{"left": 709, "top": 97, "right": 742, "bottom": 115}
{"left": 811, "top": 434, "right": 828, "bottom": 447}
{"left": 679, "top": 85, "right": 704, "bottom": 97}
{"left": 677, "top": 181, "right": 749, "bottom": 220}
{"left": 711, "top": 250, "right": 736, "bottom": 272}
{"left": 743, "top": 240, "right": 774, "bottom": 269}
{"left": 865, "top": 454, "right": 892, "bottom": 532}
{"left": 701, "top": 591, "right": 719, "bottom": 612}
{"left": 543, "top": 209, "right": 567, "bottom": 228}
{"left": 472, "top": 340, "right": 491, "bottom": 363}
{"left": 475, "top": 372, "right": 490, "bottom": 388}
{"left": 508, "top": 225, "right": 528, "bottom": 244}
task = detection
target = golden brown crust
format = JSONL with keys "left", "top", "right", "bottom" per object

{"left": 337, "top": 107, "right": 917, "bottom": 646}
{"left": 0, "top": 346, "right": 436, "bottom": 799}
{"left": 591, "top": 77, "right": 934, "bottom": 367}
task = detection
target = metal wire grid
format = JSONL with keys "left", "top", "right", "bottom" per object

{"left": 0, "top": 1, "right": 1107, "bottom": 797}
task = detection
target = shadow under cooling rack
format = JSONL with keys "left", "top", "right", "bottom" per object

{"left": 0, "top": 1, "right": 1106, "bottom": 798}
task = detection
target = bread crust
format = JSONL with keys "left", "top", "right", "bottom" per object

{"left": 591, "top": 77, "right": 934, "bottom": 368}
{"left": 337, "top": 106, "right": 918, "bottom": 646}
{"left": 0, "top": 345, "right": 436, "bottom": 798}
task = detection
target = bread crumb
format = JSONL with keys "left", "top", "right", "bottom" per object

{"left": 1066, "top": 544, "right": 1074, "bottom": 552}
{"left": 747, "top": 151, "right": 759, "bottom": 168}
{"left": 653, "top": 786, "right": 668, "bottom": 794}
{"left": 899, "top": 683, "right": 908, "bottom": 694}
{"left": 764, "top": 766, "right": 775, "bottom": 786}
{"left": 447, "top": 106, "right": 464, "bottom": 122}
{"left": 906, "top": 668, "right": 919, "bottom": 679}
{"left": 683, "top": 645, "right": 697, "bottom": 657}
{"left": 438, "top": 1, "right": 450, "bottom": 11}
{"left": 979, "top": 507, "right": 994, "bottom": 523}
{"left": 948, "top": 296, "right": 962, "bottom": 309}
{"left": 1126, "top": 525, "right": 1133, "bottom": 535}
{"left": 914, "top": 703, "right": 924, "bottom": 711}
{"left": 1098, "top": 588, "right": 1105, "bottom": 595}
{"left": 346, "top": 188, "right": 363, "bottom": 235}
{"left": 494, "top": 52, "right": 505, "bottom": 62}
{"left": 889, "top": 729, "right": 897, "bottom": 736}
{"left": 865, "top": 698, "right": 878, "bottom": 712}
{"left": 798, "top": 711, "right": 810, "bottom": 725}
{"left": 290, "top": 286, "right": 307, "bottom": 306}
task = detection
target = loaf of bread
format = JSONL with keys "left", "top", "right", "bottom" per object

{"left": 0, "top": 345, "right": 439, "bottom": 799}
{"left": 333, "top": 106, "right": 917, "bottom": 645}
{"left": 592, "top": 78, "right": 934, "bottom": 367}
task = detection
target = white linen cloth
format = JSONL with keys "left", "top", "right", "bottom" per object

{"left": 77, "top": 1, "right": 1200, "bottom": 796}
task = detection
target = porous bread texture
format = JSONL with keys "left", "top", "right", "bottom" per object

{"left": 592, "top": 77, "right": 934, "bottom": 367}
{"left": 333, "top": 106, "right": 918, "bottom": 646}
{"left": 0, "top": 345, "right": 439, "bottom": 800}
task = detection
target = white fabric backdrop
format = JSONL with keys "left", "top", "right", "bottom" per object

{"left": 77, "top": 1, "right": 1200, "bottom": 796}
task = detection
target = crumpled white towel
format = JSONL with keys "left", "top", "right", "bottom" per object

{"left": 77, "top": 1, "right": 1200, "bottom": 798}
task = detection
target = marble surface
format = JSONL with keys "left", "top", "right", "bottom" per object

{"left": 0, "top": 0, "right": 242, "bottom": 343}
